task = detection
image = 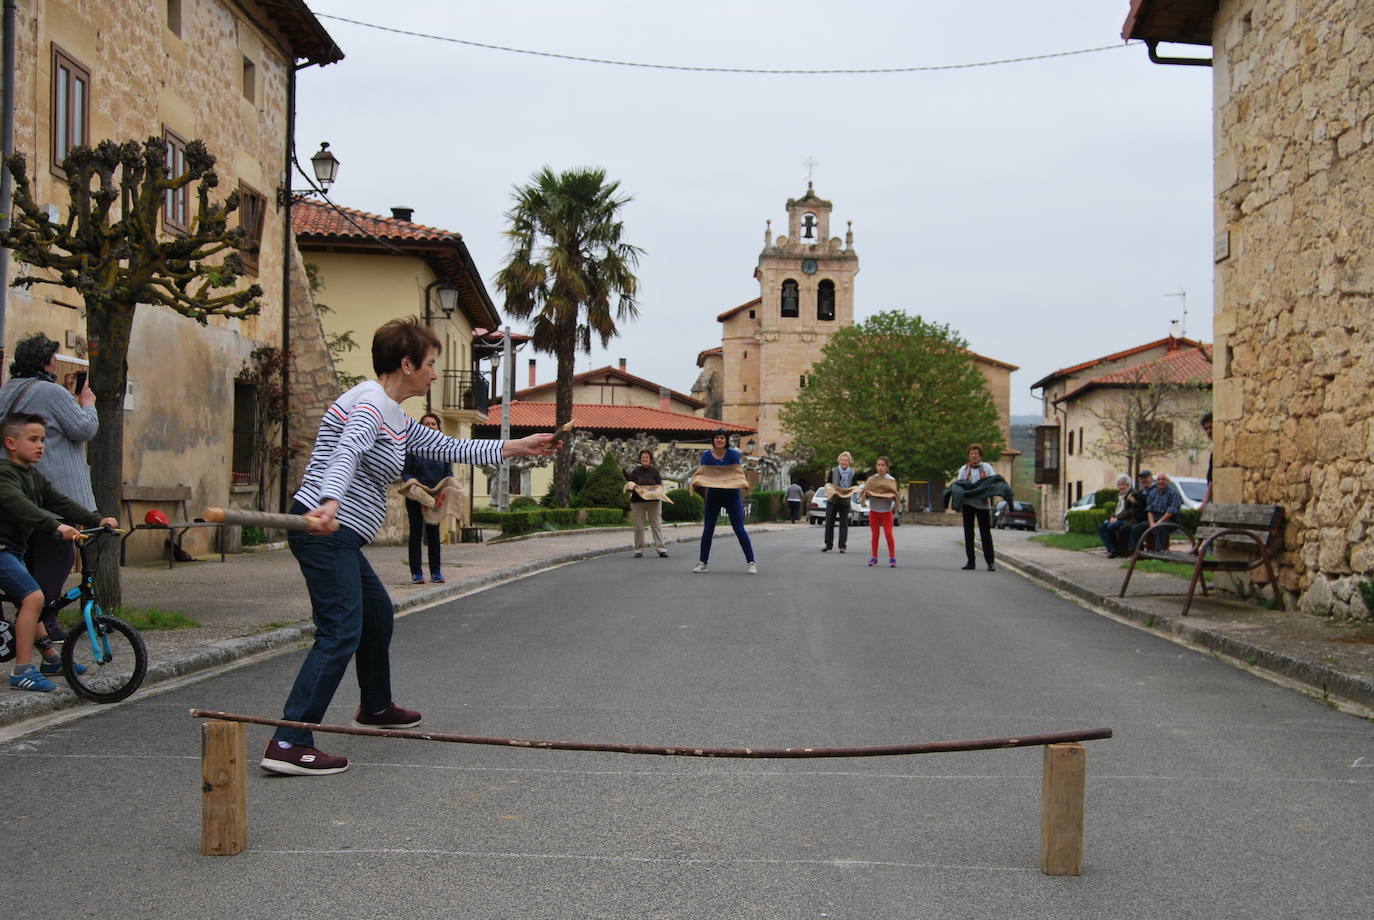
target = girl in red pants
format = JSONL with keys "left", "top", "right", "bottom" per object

{"left": 861, "top": 456, "right": 899, "bottom": 567}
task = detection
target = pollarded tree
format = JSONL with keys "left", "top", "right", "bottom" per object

{"left": 0, "top": 138, "right": 261, "bottom": 606}
{"left": 779, "top": 310, "right": 1004, "bottom": 484}
{"left": 495, "top": 166, "right": 642, "bottom": 507}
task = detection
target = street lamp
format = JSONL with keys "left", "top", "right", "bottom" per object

{"left": 421, "top": 281, "right": 462, "bottom": 412}
{"left": 276, "top": 142, "right": 341, "bottom": 207}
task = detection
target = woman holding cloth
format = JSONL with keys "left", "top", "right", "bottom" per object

{"left": 689, "top": 429, "right": 756, "bottom": 575}
{"left": 626, "top": 449, "right": 669, "bottom": 558}
{"left": 261, "top": 317, "right": 558, "bottom": 777}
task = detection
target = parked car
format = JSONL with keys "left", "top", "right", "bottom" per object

{"left": 1170, "top": 476, "right": 1208, "bottom": 510}
{"left": 807, "top": 489, "right": 901, "bottom": 526}
{"left": 993, "top": 500, "right": 1037, "bottom": 531}
{"left": 1062, "top": 491, "right": 1099, "bottom": 531}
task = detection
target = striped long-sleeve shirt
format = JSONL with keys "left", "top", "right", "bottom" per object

{"left": 293, "top": 381, "right": 503, "bottom": 541}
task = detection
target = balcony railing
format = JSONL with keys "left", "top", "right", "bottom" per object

{"left": 442, "top": 369, "right": 490, "bottom": 414}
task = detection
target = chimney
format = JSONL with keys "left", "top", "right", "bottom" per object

{"left": 618, "top": 357, "right": 627, "bottom": 373}
{"left": 528, "top": 358, "right": 536, "bottom": 388}
{"left": 390, "top": 206, "right": 414, "bottom": 222}
{"left": 659, "top": 387, "right": 671, "bottom": 411}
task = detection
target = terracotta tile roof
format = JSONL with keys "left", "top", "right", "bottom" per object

{"left": 292, "top": 199, "right": 460, "bottom": 242}
{"left": 1057, "top": 346, "right": 1212, "bottom": 403}
{"left": 515, "top": 365, "right": 704, "bottom": 409}
{"left": 696, "top": 346, "right": 723, "bottom": 366}
{"left": 717, "top": 296, "right": 761, "bottom": 322}
{"left": 1031, "top": 336, "right": 1208, "bottom": 390}
{"left": 474, "top": 402, "right": 753, "bottom": 436}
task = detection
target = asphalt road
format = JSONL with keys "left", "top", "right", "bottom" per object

{"left": 2, "top": 525, "right": 1371, "bottom": 919}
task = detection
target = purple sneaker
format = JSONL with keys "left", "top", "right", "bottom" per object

{"left": 260, "top": 741, "right": 349, "bottom": 776}
{"left": 352, "top": 703, "right": 421, "bottom": 730}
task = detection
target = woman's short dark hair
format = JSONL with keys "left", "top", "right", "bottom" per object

{"left": 1200, "top": 412, "right": 1213, "bottom": 425}
{"left": 372, "top": 317, "right": 441, "bottom": 376}
{"left": 9, "top": 333, "right": 60, "bottom": 379}
{"left": 419, "top": 412, "right": 442, "bottom": 428}
{"left": 639, "top": 449, "right": 654, "bottom": 462}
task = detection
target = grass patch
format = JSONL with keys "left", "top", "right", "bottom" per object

{"left": 60, "top": 606, "right": 200, "bottom": 631}
{"left": 1029, "top": 532, "right": 1101, "bottom": 551}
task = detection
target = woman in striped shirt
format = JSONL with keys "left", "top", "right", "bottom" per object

{"left": 261, "top": 318, "right": 557, "bottom": 777}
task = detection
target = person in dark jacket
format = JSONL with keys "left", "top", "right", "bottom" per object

{"left": 626, "top": 449, "right": 668, "bottom": 558}
{"left": 953, "top": 444, "right": 1000, "bottom": 572}
{"left": 402, "top": 412, "right": 451, "bottom": 584}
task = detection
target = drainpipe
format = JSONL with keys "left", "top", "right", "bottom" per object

{"left": 278, "top": 62, "right": 307, "bottom": 512}
{"left": 0, "top": 0, "right": 18, "bottom": 382}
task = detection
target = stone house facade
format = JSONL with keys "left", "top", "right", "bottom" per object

{"left": 0, "top": 0, "right": 340, "bottom": 561}
{"left": 294, "top": 200, "right": 502, "bottom": 542}
{"left": 1032, "top": 336, "right": 1213, "bottom": 526}
{"left": 1125, "top": 0, "right": 1374, "bottom": 618}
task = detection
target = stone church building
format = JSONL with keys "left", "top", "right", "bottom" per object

{"left": 694, "top": 185, "right": 1016, "bottom": 467}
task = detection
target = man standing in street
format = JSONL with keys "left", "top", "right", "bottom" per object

{"left": 822, "top": 451, "right": 856, "bottom": 553}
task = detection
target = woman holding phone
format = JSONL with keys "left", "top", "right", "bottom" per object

{"left": 0, "top": 333, "right": 98, "bottom": 640}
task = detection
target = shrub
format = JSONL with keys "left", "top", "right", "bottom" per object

{"left": 1094, "top": 487, "right": 1118, "bottom": 508}
{"left": 540, "top": 464, "right": 591, "bottom": 507}
{"left": 662, "top": 488, "right": 704, "bottom": 522}
{"left": 1178, "top": 507, "right": 1200, "bottom": 535}
{"left": 582, "top": 507, "right": 625, "bottom": 525}
{"left": 750, "top": 490, "right": 784, "bottom": 522}
{"left": 578, "top": 453, "right": 630, "bottom": 510}
{"left": 510, "top": 496, "right": 540, "bottom": 510}
{"left": 1066, "top": 508, "right": 1110, "bottom": 534}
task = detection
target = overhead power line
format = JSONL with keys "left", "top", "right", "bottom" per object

{"left": 309, "top": 10, "right": 1137, "bottom": 75}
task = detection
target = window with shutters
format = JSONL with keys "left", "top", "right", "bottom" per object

{"left": 238, "top": 182, "right": 267, "bottom": 275}
{"left": 1034, "top": 425, "right": 1060, "bottom": 485}
{"left": 231, "top": 381, "right": 258, "bottom": 485}
{"left": 163, "top": 129, "right": 190, "bottom": 232}
{"left": 50, "top": 46, "right": 90, "bottom": 177}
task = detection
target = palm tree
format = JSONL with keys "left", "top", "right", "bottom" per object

{"left": 495, "top": 166, "right": 643, "bottom": 506}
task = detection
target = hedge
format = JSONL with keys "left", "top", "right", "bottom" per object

{"left": 749, "top": 490, "right": 784, "bottom": 522}
{"left": 472, "top": 506, "right": 625, "bottom": 536}
{"left": 1067, "top": 506, "right": 1202, "bottom": 537}
{"left": 661, "top": 488, "right": 704, "bottom": 522}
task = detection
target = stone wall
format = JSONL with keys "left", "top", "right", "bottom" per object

{"left": 1212, "top": 0, "right": 1374, "bottom": 618}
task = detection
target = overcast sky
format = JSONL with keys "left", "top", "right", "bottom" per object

{"left": 294, "top": 1, "right": 1215, "bottom": 417}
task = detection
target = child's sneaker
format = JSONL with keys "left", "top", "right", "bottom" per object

{"left": 890, "top": 558, "right": 897, "bottom": 568}
{"left": 430, "top": 573, "right": 445, "bottom": 584}
{"left": 9, "top": 667, "right": 56, "bottom": 692}
{"left": 692, "top": 562, "right": 708, "bottom": 573}
{"left": 867, "top": 557, "right": 878, "bottom": 566}
{"left": 410, "top": 573, "right": 425, "bottom": 585}
{"left": 747, "top": 561, "right": 758, "bottom": 574}
{"left": 39, "top": 659, "right": 85, "bottom": 675}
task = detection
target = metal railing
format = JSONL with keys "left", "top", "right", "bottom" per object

{"left": 441, "top": 369, "right": 489, "bottom": 414}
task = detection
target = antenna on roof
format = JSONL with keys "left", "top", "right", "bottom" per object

{"left": 1165, "top": 289, "right": 1186, "bottom": 338}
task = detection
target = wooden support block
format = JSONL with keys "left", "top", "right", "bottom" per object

{"left": 201, "top": 719, "right": 247, "bottom": 856}
{"left": 1039, "top": 742, "right": 1085, "bottom": 876}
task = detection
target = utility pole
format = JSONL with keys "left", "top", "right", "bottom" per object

{"left": 497, "top": 326, "right": 513, "bottom": 512}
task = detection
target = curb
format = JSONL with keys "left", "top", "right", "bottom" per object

{"left": 996, "top": 547, "right": 1374, "bottom": 713}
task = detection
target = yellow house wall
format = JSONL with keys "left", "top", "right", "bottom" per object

{"left": 2, "top": 0, "right": 316, "bottom": 560}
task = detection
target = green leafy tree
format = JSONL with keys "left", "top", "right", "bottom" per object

{"left": 779, "top": 310, "right": 1004, "bottom": 484}
{"left": 577, "top": 452, "right": 629, "bottom": 511}
{"left": 0, "top": 138, "right": 260, "bottom": 606}
{"left": 495, "top": 166, "right": 642, "bottom": 507}
{"left": 1081, "top": 365, "right": 1211, "bottom": 481}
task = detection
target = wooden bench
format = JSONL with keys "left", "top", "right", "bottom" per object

{"left": 121, "top": 485, "right": 226, "bottom": 568}
{"left": 1119, "top": 503, "right": 1284, "bottom": 615}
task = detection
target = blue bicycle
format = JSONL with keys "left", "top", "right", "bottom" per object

{"left": 0, "top": 526, "right": 147, "bottom": 703}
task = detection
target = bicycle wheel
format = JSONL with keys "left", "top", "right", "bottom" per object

{"left": 61, "top": 609, "right": 148, "bottom": 703}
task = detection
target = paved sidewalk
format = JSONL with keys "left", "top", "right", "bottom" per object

{"left": 3, "top": 522, "right": 1372, "bottom": 730}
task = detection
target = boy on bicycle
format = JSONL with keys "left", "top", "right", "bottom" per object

{"left": 0, "top": 412, "right": 117, "bottom": 691}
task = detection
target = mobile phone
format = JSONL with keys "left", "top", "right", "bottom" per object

{"left": 73, "top": 371, "right": 87, "bottom": 393}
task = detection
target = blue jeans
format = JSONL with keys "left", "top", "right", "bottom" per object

{"left": 700, "top": 488, "right": 754, "bottom": 564}
{"left": 1098, "top": 519, "right": 1127, "bottom": 555}
{"left": 273, "top": 507, "right": 395, "bottom": 747}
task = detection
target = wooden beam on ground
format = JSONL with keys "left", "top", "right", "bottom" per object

{"left": 201, "top": 719, "right": 247, "bottom": 855}
{"left": 1039, "top": 742, "right": 1086, "bottom": 876}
